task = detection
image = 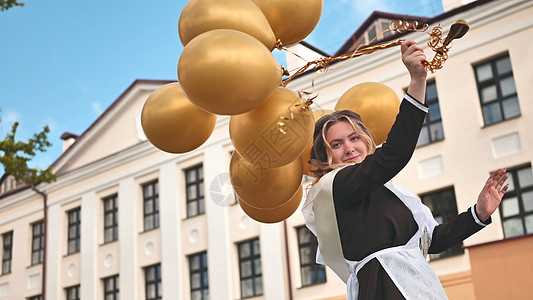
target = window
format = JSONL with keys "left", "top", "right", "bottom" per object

{"left": 417, "top": 81, "right": 444, "bottom": 147}
{"left": 145, "top": 264, "right": 162, "bottom": 300}
{"left": 65, "top": 285, "right": 80, "bottom": 300}
{"left": 27, "top": 295, "right": 42, "bottom": 300}
{"left": 499, "top": 165, "right": 533, "bottom": 238}
{"left": 381, "top": 21, "right": 392, "bottom": 39}
{"left": 186, "top": 165, "right": 205, "bottom": 217}
{"left": 103, "top": 195, "right": 118, "bottom": 243}
{"left": 189, "top": 251, "right": 208, "bottom": 300}
{"left": 143, "top": 181, "right": 159, "bottom": 231}
{"left": 2, "top": 231, "right": 13, "bottom": 274}
{"left": 103, "top": 275, "right": 119, "bottom": 300}
{"left": 297, "top": 226, "right": 326, "bottom": 286}
{"left": 367, "top": 25, "right": 377, "bottom": 41}
{"left": 31, "top": 221, "right": 44, "bottom": 265}
{"left": 67, "top": 208, "right": 81, "bottom": 254}
{"left": 474, "top": 54, "right": 520, "bottom": 125}
{"left": 421, "top": 188, "right": 464, "bottom": 259}
{"left": 238, "top": 238, "right": 263, "bottom": 298}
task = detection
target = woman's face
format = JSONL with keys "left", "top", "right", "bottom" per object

{"left": 326, "top": 120, "right": 369, "bottom": 164}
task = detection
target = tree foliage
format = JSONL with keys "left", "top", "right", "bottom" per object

{"left": 0, "top": 109, "right": 56, "bottom": 184}
{"left": 0, "top": 0, "right": 25, "bottom": 11}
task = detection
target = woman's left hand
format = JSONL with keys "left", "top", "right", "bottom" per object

{"left": 476, "top": 169, "right": 509, "bottom": 222}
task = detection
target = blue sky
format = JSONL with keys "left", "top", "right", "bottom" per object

{"left": 0, "top": 0, "right": 443, "bottom": 173}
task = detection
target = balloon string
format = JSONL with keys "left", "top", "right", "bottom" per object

{"left": 280, "top": 19, "right": 469, "bottom": 92}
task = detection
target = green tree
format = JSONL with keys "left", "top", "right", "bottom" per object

{"left": 0, "top": 0, "right": 24, "bottom": 11}
{"left": 0, "top": 108, "right": 56, "bottom": 184}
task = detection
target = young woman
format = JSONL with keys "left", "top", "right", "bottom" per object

{"left": 301, "top": 40, "right": 509, "bottom": 300}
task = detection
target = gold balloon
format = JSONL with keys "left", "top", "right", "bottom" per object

{"left": 178, "top": 0, "right": 276, "bottom": 50}
{"left": 178, "top": 29, "right": 282, "bottom": 116}
{"left": 334, "top": 82, "right": 400, "bottom": 145}
{"left": 141, "top": 83, "right": 217, "bottom": 153}
{"left": 229, "top": 151, "right": 302, "bottom": 210}
{"left": 238, "top": 185, "right": 303, "bottom": 223}
{"left": 252, "top": 0, "right": 323, "bottom": 46}
{"left": 229, "top": 87, "right": 314, "bottom": 168}
{"left": 301, "top": 109, "right": 333, "bottom": 177}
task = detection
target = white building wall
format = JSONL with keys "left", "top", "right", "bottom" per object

{"left": 160, "top": 161, "right": 181, "bottom": 299}
{"left": 118, "top": 177, "right": 138, "bottom": 300}
{"left": 204, "top": 144, "right": 233, "bottom": 299}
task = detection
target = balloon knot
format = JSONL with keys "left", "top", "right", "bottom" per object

{"left": 275, "top": 39, "right": 283, "bottom": 50}
{"left": 281, "top": 65, "right": 290, "bottom": 76}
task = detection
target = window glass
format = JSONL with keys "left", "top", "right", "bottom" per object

{"left": 417, "top": 127, "right": 430, "bottom": 147}
{"left": 502, "top": 96, "right": 521, "bottom": 119}
{"left": 517, "top": 167, "right": 533, "bottom": 187}
{"left": 429, "top": 122, "right": 444, "bottom": 142}
{"left": 428, "top": 103, "right": 441, "bottom": 121}
{"left": 503, "top": 218, "right": 524, "bottom": 238}
{"left": 500, "top": 77, "right": 517, "bottom": 97}
{"left": 505, "top": 173, "right": 515, "bottom": 192}
{"left": 525, "top": 215, "right": 533, "bottom": 234}
{"left": 483, "top": 102, "right": 503, "bottom": 124}
{"left": 476, "top": 63, "right": 493, "bottom": 81}
{"left": 502, "top": 197, "right": 520, "bottom": 217}
{"left": 496, "top": 56, "right": 512, "bottom": 75}
{"left": 481, "top": 85, "right": 498, "bottom": 103}
{"left": 521, "top": 191, "right": 533, "bottom": 213}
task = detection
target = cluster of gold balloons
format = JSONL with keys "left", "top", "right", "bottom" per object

{"left": 140, "top": 0, "right": 323, "bottom": 223}
{"left": 140, "top": 0, "right": 403, "bottom": 224}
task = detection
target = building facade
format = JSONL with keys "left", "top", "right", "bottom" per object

{"left": 1, "top": 0, "right": 532, "bottom": 299}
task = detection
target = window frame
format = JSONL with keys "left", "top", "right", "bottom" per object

{"left": 144, "top": 263, "right": 162, "bottom": 300}
{"left": 499, "top": 165, "right": 533, "bottom": 238}
{"left": 416, "top": 80, "right": 445, "bottom": 147}
{"left": 142, "top": 180, "right": 159, "bottom": 231}
{"left": 296, "top": 226, "right": 327, "bottom": 287}
{"left": 2, "top": 231, "right": 13, "bottom": 274}
{"left": 31, "top": 221, "right": 44, "bottom": 265}
{"left": 420, "top": 187, "right": 464, "bottom": 260}
{"left": 103, "top": 274, "right": 119, "bottom": 300}
{"left": 474, "top": 53, "right": 520, "bottom": 126}
{"left": 185, "top": 165, "right": 205, "bottom": 218}
{"left": 189, "top": 251, "right": 209, "bottom": 300}
{"left": 103, "top": 194, "right": 118, "bottom": 243}
{"left": 238, "top": 238, "right": 263, "bottom": 298}
{"left": 67, "top": 207, "right": 81, "bottom": 254}
{"left": 65, "top": 285, "right": 80, "bottom": 300}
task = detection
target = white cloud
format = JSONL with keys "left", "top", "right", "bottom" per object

{"left": 92, "top": 101, "right": 104, "bottom": 115}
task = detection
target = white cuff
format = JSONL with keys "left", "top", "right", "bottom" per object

{"left": 470, "top": 205, "right": 488, "bottom": 227}
{"left": 404, "top": 93, "right": 429, "bottom": 114}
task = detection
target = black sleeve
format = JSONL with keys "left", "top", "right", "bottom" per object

{"left": 334, "top": 96, "right": 428, "bottom": 209}
{"left": 428, "top": 206, "right": 491, "bottom": 254}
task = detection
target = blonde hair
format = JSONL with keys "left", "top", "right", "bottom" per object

{"left": 309, "top": 110, "right": 376, "bottom": 179}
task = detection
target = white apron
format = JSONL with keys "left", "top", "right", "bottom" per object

{"left": 302, "top": 167, "right": 448, "bottom": 300}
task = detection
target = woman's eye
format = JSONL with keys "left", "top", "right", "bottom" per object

{"left": 332, "top": 142, "right": 340, "bottom": 148}
{"left": 351, "top": 136, "right": 358, "bottom": 141}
